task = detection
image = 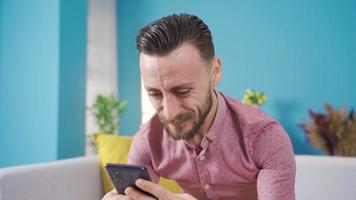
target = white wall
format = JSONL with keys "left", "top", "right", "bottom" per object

{"left": 86, "top": 0, "right": 118, "bottom": 154}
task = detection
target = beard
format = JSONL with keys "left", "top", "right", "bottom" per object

{"left": 158, "top": 89, "right": 213, "bottom": 141}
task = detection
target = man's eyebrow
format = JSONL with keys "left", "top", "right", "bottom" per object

{"left": 145, "top": 83, "right": 193, "bottom": 91}
{"left": 170, "top": 85, "right": 192, "bottom": 91}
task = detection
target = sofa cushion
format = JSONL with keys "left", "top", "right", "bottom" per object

{"left": 92, "top": 133, "right": 180, "bottom": 193}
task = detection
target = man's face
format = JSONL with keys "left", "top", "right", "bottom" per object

{"left": 140, "top": 43, "right": 218, "bottom": 140}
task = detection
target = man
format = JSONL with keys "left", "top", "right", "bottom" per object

{"left": 103, "top": 13, "right": 296, "bottom": 200}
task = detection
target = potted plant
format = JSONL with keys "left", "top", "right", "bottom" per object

{"left": 242, "top": 88, "right": 267, "bottom": 107}
{"left": 90, "top": 94, "right": 128, "bottom": 134}
{"left": 300, "top": 104, "right": 356, "bottom": 156}
{"left": 87, "top": 94, "right": 127, "bottom": 154}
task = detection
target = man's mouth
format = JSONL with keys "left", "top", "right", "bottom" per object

{"left": 170, "top": 119, "right": 189, "bottom": 127}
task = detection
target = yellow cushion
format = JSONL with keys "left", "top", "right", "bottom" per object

{"left": 92, "top": 133, "right": 180, "bottom": 193}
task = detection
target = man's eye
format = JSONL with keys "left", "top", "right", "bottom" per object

{"left": 175, "top": 89, "right": 191, "bottom": 96}
{"left": 148, "top": 92, "right": 162, "bottom": 98}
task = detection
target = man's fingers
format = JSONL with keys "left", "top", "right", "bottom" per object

{"left": 101, "top": 189, "right": 132, "bottom": 200}
{"left": 175, "top": 193, "right": 197, "bottom": 200}
{"left": 125, "top": 186, "right": 156, "bottom": 200}
{"left": 135, "top": 179, "right": 172, "bottom": 199}
{"left": 116, "top": 195, "right": 132, "bottom": 200}
{"left": 102, "top": 189, "right": 117, "bottom": 198}
{"left": 134, "top": 180, "right": 198, "bottom": 200}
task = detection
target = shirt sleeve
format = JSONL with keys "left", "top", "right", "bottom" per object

{"left": 127, "top": 129, "right": 160, "bottom": 183}
{"left": 253, "top": 122, "right": 296, "bottom": 200}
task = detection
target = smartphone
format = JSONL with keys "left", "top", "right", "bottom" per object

{"left": 105, "top": 163, "right": 155, "bottom": 197}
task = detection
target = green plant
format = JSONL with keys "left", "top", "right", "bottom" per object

{"left": 90, "top": 94, "right": 128, "bottom": 134}
{"left": 300, "top": 104, "right": 356, "bottom": 156}
{"left": 242, "top": 88, "right": 267, "bottom": 105}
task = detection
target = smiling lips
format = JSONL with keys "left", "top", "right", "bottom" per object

{"left": 171, "top": 113, "right": 194, "bottom": 127}
{"left": 171, "top": 119, "right": 189, "bottom": 128}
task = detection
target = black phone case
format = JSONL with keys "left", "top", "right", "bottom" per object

{"left": 105, "top": 163, "right": 155, "bottom": 197}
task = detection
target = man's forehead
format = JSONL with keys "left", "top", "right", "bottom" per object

{"left": 139, "top": 53, "right": 158, "bottom": 72}
{"left": 139, "top": 43, "right": 210, "bottom": 91}
{"left": 143, "top": 50, "right": 206, "bottom": 74}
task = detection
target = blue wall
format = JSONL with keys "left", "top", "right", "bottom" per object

{"left": 0, "top": 0, "right": 3, "bottom": 123}
{"left": 57, "top": 0, "right": 87, "bottom": 159}
{"left": 117, "top": 1, "right": 144, "bottom": 135}
{"left": 0, "top": 0, "right": 60, "bottom": 167}
{"left": 117, "top": 0, "right": 356, "bottom": 154}
{"left": 0, "top": 0, "right": 87, "bottom": 167}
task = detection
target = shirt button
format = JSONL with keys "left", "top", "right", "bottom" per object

{"left": 204, "top": 184, "right": 210, "bottom": 190}
{"left": 199, "top": 155, "right": 205, "bottom": 160}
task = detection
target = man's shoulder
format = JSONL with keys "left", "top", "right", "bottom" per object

{"left": 222, "top": 94, "right": 276, "bottom": 130}
{"left": 131, "top": 113, "right": 180, "bottom": 161}
{"left": 130, "top": 114, "right": 165, "bottom": 157}
{"left": 221, "top": 93, "right": 289, "bottom": 161}
{"left": 136, "top": 114, "right": 164, "bottom": 138}
{"left": 134, "top": 114, "right": 180, "bottom": 151}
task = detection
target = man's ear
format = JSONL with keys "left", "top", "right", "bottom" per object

{"left": 210, "top": 57, "right": 222, "bottom": 87}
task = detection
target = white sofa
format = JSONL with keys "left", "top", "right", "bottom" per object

{"left": 1, "top": 155, "right": 356, "bottom": 200}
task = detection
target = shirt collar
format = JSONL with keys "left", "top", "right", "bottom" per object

{"left": 204, "top": 90, "right": 227, "bottom": 142}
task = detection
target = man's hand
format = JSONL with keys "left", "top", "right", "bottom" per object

{"left": 101, "top": 179, "right": 197, "bottom": 200}
{"left": 101, "top": 189, "right": 131, "bottom": 200}
{"left": 126, "top": 179, "right": 196, "bottom": 200}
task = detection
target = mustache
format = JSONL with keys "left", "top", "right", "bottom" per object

{"left": 159, "top": 112, "right": 194, "bottom": 124}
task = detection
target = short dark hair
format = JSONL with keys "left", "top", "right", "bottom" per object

{"left": 136, "top": 13, "right": 215, "bottom": 62}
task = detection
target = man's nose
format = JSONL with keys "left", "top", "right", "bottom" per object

{"left": 162, "top": 95, "right": 180, "bottom": 121}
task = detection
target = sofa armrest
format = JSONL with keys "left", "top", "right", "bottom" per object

{"left": 296, "top": 155, "right": 356, "bottom": 200}
{"left": 0, "top": 156, "right": 103, "bottom": 200}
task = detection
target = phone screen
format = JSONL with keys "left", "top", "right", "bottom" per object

{"left": 105, "top": 163, "right": 155, "bottom": 197}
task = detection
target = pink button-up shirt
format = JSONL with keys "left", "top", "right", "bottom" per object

{"left": 128, "top": 92, "right": 296, "bottom": 200}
